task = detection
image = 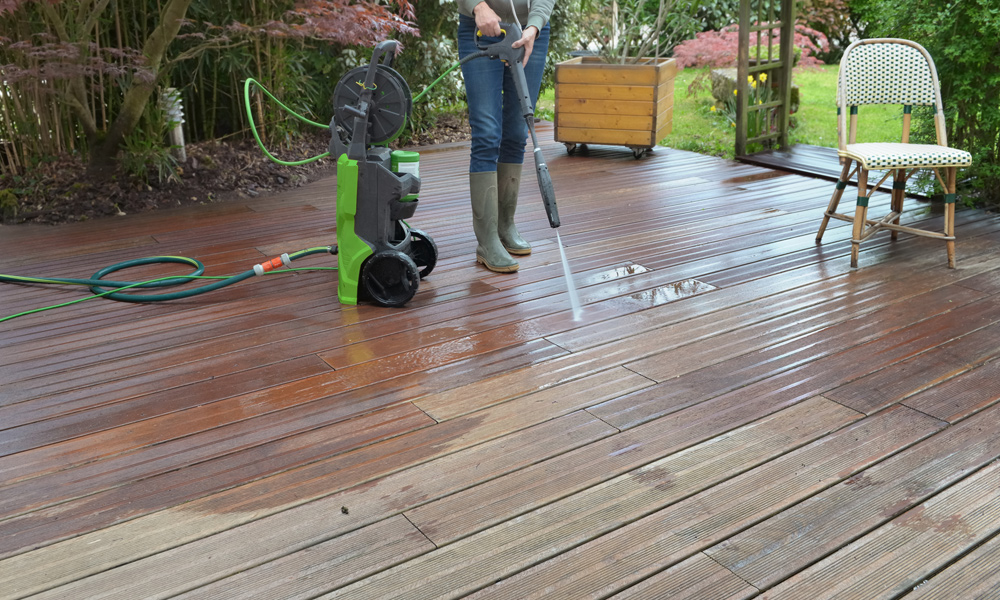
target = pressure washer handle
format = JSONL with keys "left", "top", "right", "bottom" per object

{"left": 476, "top": 24, "right": 533, "bottom": 117}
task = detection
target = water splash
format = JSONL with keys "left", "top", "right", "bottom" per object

{"left": 555, "top": 230, "right": 582, "bottom": 320}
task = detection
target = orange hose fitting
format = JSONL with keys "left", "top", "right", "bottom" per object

{"left": 253, "top": 253, "right": 292, "bottom": 276}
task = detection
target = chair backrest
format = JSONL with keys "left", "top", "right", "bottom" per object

{"left": 837, "top": 38, "right": 947, "bottom": 148}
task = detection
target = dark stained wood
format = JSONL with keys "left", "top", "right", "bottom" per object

{"left": 2, "top": 121, "right": 1000, "bottom": 599}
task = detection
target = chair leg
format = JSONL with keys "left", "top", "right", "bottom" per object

{"left": 851, "top": 168, "right": 869, "bottom": 268}
{"left": 817, "top": 159, "right": 853, "bottom": 243}
{"left": 890, "top": 169, "right": 904, "bottom": 241}
{"left": 946, "top": 167, "right": 956, "bottom": 268}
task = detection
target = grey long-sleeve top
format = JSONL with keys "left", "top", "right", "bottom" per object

{"left": 457, "top": 0, "right": 556, "bottom": 34}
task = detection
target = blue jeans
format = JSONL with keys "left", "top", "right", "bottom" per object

{"left": 458, "top": 14, "right": 550, "bottom": 173}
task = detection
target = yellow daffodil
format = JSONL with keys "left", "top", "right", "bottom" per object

{"left": 747, "top": 75, "right": 754, "bottom": 84}
{"left": 760, "top": 73, "right": 767, "bottom": 82}
{"left": 751, "top": 79, "right": 757, "bottom": 88}
{"left": 731, "top": 122, "right": 736, "bottom": 127}
{"left": 733, "top": 89, "right": 738, "bottom": 96}
{"left": 710, "top": 105, "right": 717, "bottom": 112}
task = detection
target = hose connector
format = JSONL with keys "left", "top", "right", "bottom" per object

{"left": 253, "top": 253, "right": 291, "bottom": 276}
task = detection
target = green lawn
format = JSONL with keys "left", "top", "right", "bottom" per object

{"left": 538, "top": 64, "right": 909, "bottom": 159}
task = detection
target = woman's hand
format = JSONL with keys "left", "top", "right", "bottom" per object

{"left": 473, "top": 2, "right": 502, "bottom": 37}
{"left": 512, "top": 26, "right": 538, "bottom": 64}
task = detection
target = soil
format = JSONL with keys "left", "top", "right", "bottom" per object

{"left": 1, "top": 113, "right": 471, "bottom": 226}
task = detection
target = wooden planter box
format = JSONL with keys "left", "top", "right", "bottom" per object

{"left": 554, "top": 56, "right": 676, "bottom": 157}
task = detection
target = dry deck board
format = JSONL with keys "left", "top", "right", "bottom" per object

{"left": 608, "top": 553, "right": 758, "bottom": 600}
{"left": 325, "top": 399, "right": 868, "bottom": 600}
{"left": 706, "top": 401, "right": 1000, "bottom": 591}
{"left": 759, "top": 458, "right": 1000, "bottom": 600}
{"left": 461, "top": 406, "right": 938, "bottom": 600}
{"left": 904, "top": 531, "right": 1000, "bottom": 599}
{"left": 3, "top": 120, "right": 1000, "bottom": 599}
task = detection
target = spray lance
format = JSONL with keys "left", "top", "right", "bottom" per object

{"left": 463, "top": 23, "right": 560, "bottom": 228}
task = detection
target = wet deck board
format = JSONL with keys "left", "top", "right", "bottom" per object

{"left": 3, "top": 125, "right": 1000, "bottom": 598}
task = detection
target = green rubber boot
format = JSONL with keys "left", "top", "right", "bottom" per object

{"left": 497, "top": 162, "right": 532, "bottom": 255}
{"left": 470, "top": 171, "right": 519, "bottom": 273}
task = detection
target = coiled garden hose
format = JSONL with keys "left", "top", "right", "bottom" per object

{"left": 0, "top": 246, "right": 337, "bottom": 323}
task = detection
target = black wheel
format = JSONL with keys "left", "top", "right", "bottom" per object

{"left": 632, "top": 148, "right": 649, "bottom": 159}
{"left": 361, "top": 250, "right": 419, "bottom": 307}
{"left": 408, "top": 228, "right": 438, "bottom": 279}
{"left": 564, "top": 143, "right": 578, "bottom": 155}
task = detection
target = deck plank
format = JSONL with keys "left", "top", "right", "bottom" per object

{"left": 904, "top": 531, "right": 1000, "bottom": 599}
{"left": 319, "top": 399, "right": 868, "bottom": 599}
{"left": 607, "top": 553, "right": 757, "bottom": 600}
{"left": 461, "top": 405, "right": 938, "bottom": 600}
{"left": 758, "top": 458, "right": 1000, "bottom": 600}
{"left": 705, "top": 401, "right": 1000, "bottom": 591}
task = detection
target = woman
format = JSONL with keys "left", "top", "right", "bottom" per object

{"left": 457, "top": 0, "right": 555, "bottom": 272}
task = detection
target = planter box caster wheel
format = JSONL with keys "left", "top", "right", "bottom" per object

{"left": 632, "top": 147, "right": 651, "bottom": 159}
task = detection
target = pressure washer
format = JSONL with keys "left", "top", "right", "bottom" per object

{"left": 1, "top": 27, "right": 562, "bottom": 321}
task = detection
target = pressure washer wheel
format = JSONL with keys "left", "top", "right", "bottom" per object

{"left": 408, "top": 228, "right": 438, "bottom": 279}
{"left": 361, "top": 250, "right": 420, "bottom": 307}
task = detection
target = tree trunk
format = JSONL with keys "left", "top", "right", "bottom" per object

{"left": 87, "top": 0, "right": 194, "bottom": 176}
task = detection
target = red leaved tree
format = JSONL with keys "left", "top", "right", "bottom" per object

{"left": 672, "top": 23, "right": 828, "bottom": 69}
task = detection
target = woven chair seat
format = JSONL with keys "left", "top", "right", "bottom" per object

{"left": 840, "top": 143, "right": 972, "bottom": 170}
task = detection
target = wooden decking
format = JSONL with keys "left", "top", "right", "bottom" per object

{"left": 3, "top": 123, "right": 1000, "bottom": 599}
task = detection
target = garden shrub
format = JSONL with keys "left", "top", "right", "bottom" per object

{"left": 852, "top": 0, "right": 1000, "bottom": 206}
{"left": 673, "top": 23, "right": 828, "bottom": 69}
{"left": 798, "top": 0, "right": 864, "bottom": 64}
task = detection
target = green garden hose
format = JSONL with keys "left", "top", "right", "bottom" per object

{"left": 0, "top": 246, "right": 337, "bottom": 323}
{"left": 244, "top": 79, "right": 332, "bottom": 166}
{"left": 245, "top": 57, "right": 467, "bottom": 166}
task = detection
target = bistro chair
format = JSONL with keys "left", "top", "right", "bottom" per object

{"left": 815, "top": 38, "right": 972, "bottom": 268}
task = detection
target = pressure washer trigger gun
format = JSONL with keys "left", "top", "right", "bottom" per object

{"left": 476, "top": 24, "right": 560, "bottom": 228}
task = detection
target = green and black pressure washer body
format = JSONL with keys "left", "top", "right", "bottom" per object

{"left": 330, "top": 28, "right": 559, "bottom": 307}
{"left": 329, "top": 40, "right": 437, "bottom": 307}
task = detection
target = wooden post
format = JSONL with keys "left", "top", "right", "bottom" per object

{"left": 735, "top": 0, "right": 751, "bottom": 157}
{"left": 778, "top": 0, "right": 794, "bottom": 148}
